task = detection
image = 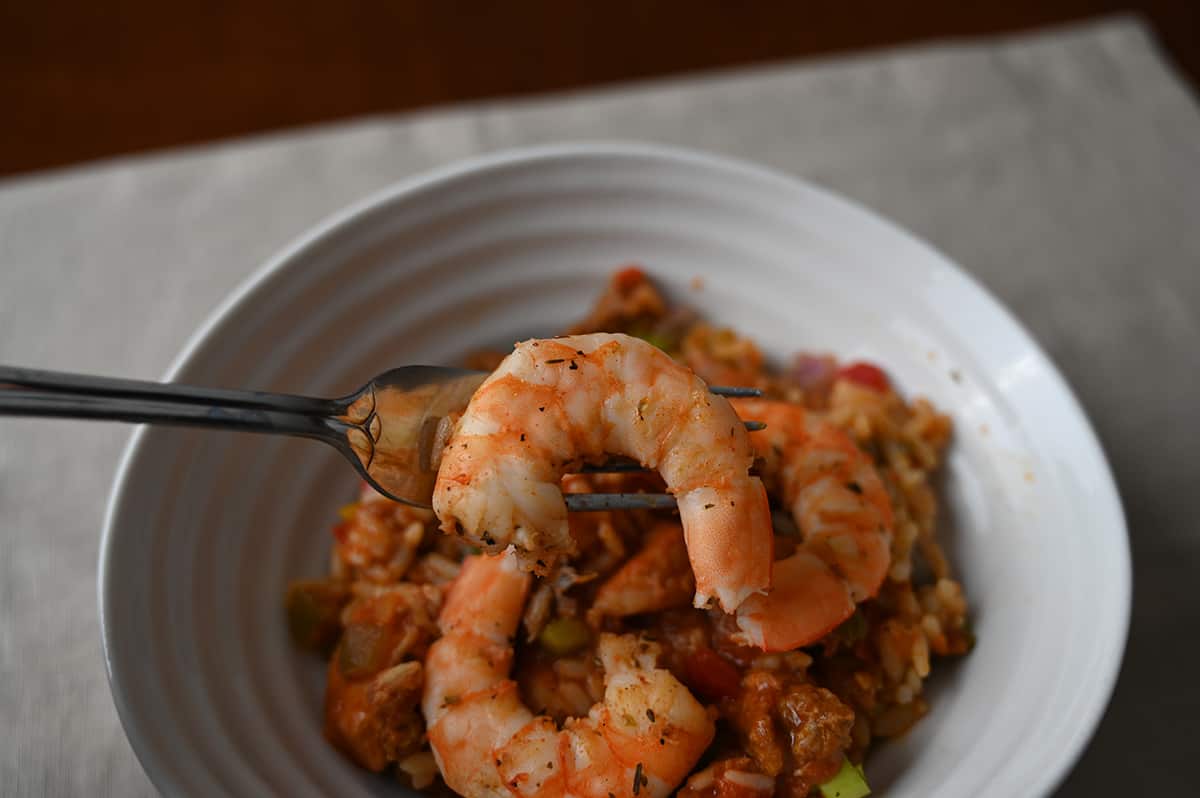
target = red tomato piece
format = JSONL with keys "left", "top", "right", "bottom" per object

{"left": 613, "top": 265, "right": 647, "bottom": 293}
{"left": 684, "top": 647, "right": 742, "bottom": 700}
{"left": 837, "top": 361, "right": 890, "bottom": 392}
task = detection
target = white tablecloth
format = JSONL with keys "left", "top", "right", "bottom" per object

{"left": 2, "top": 15, "right": 1197, "bottom": 796}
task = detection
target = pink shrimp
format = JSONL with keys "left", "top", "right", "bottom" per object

{"left": 729, "top": 399, "right": 894, "bottom": 651}
{"left": 433, "top": 332, "right": 772, "bottom": 613}
{"left": 422, "top": 552, "right": 716, "bottom": 798}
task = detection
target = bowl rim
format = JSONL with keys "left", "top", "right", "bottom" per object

{"left": 99, "top": 140, "right": 1131, "bottom": 797}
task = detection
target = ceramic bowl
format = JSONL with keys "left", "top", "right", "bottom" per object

{"left": 100, "top": 143, "right": 1129, "bottom": 797}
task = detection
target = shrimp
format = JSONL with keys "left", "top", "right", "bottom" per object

{"left": 729, "top": 399, "right": 894, "bottom": 652}
{"left": 422, "top": 552, "right": 716, "bottom": 798}
{"left": 588, "top": 522, "right": 695, "bottom": 622}
{"left": 433, "top": 332, "right": 772, "bottom": 613}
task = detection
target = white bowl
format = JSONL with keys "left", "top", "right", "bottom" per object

{"left": 100, "top": 143, "right": 1129, "bottom": 797}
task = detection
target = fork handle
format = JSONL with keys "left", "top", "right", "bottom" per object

{"left": 0, "top": 388, "right": 350, "bottom": 442}
{"left": 0, "top": 365, "right": 350, "bottom": 441}
{"left": 0, "top": 365, "right": 341, "bottom": 415}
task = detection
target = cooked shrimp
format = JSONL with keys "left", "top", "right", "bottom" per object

{"left": 589, "top": 522, "right": 695, "bottom": 622}
{"left": 433, "top": 332, "right": 772, "bottom": 612}
{"left": 422, "top": 552, "right": 716, "bottom": 798}
{"left": 730, "top": 399, "right": 894, "bottom": 651}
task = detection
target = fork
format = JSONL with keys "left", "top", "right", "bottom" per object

{"left": 0, "top": 365, "right": 762, "bottom": 512}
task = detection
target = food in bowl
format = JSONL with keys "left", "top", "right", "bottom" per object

{"left": 285, "top": 266, "right": 972, "bottom": 797}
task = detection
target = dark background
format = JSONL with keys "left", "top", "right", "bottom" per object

{"left": 2, "top": 1, "right": 1197, "bottom": 178}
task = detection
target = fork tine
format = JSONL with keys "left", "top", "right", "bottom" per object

{"left": 564, "top": 493, "right": 677, "bottom": 512}
{"left": 708, "top": 385, "right": 761, "bottom": 397}
{"left": 581, "top": 458, "right": 644, "bottom": 473}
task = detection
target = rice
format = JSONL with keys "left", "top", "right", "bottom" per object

{"left": 726, "top": 770, "right": 776, "bottom": 791}
{"left": 686, "top": 767, "right": 716, "bottom": 791}
{"left": 552, "top": 656, "right": 590, "bottom": 680}
{"left": 398, "top": 752, "right": 439, "bottom": 790}
{"left": 522, "top": 582, "right": 555, "bottom": 643}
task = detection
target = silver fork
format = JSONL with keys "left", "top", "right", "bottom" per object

{"left": 0, "top": 365, "right": 762, "bottom": 512}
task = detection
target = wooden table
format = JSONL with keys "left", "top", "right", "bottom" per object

{"left": 2, "top": 1, "right": 1197, "bottom": 178}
